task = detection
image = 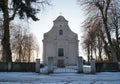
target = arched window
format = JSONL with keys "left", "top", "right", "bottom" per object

{"left": 58, "top": 48, "right": 64, "bottom": 56}
{"left": 60, "top": 25, "right": 62, "bottom": 27}
{"left": 59, "top": 30, "right": 63, "bottom": 35}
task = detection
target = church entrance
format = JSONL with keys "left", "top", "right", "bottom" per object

{"left": 57, "top": 59, "right": 65, "bottom": 67}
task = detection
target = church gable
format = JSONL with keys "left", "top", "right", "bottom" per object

{"left": 44, "top": 16, "right": 78, "bottom": 40}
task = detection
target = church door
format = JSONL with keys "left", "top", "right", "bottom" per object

{"left": 58, "top": 59, "right": 65, "bottom": 67}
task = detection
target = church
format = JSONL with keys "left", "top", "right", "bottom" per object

{"left": 42, "top": 16, "right": 79, "bottom": 67}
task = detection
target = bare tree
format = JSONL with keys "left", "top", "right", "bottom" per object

{"left": 78, "top": 0, "right": 120, "bottom": 61}
{"left": 10, "top": 23, "right": 39, "bottom": 62}
{"left": 21, "top": 33, "right": 39, "bottom": 62}
{"left": 108, "top": 2, "right": 120, "bottom": 61}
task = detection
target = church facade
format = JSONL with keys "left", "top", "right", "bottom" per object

{"left": 42, "top": 16, "right": 79, "bottom": 67}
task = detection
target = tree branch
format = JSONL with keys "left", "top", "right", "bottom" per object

{"left": 9, "top": 6, "right": 19, "bottom": 21}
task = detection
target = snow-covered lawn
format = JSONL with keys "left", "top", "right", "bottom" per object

{"left": 0, "top": 72, "right": 120, "bottom": 84}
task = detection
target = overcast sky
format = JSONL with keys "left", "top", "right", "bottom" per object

{"left": 29, "top": 0, "right": 86, "bottom": 60}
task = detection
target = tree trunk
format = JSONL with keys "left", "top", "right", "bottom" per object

{"left": 18, "top": 33, "right": 22, "bottom": 62}
{"left": 102, "top": 10, "right": 117, "bottom": 61}
{"left": 110, "top": 46, "right": 117, "bottom": 61}
{"left": 115, "top": 18, "right": 120, "bottom": 61}
{"left": 1, "top": 0, "right": 12, "bottom": 62}
{"left": 87, "top": 45, "right": 90, "bottom": 63}
{"left": 90, "top": 44, "right": 93, "bottom": 59}
{"left": 98, "top": 37, "right": 102, "bottom": 62}
{"left": 96, "top": 0, "right": 117, "bottom": 61}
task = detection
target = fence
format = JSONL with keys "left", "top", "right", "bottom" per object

{"left": 0, "top": 62, "right": 35, "bottom": 72}
{"left": 40, "top": 57, "right": 96, "bottom": 74}
{"left": 1, "top": 59, "right": 119, "bottom": 73}
{"left": 96, "top": 62, "right": 119, "bottom": 72}
{"left": 53, "top": 66, "right": 78, "bottom": 73}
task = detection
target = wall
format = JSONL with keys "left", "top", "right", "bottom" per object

{"left": 96, "top": 62, "right": 119, "bottom": 72}
{"left": 0, "top": 62, "right": 35, "bottom": 72}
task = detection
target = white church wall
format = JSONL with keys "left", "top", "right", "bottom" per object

{"left": 44, "top": 41, "right": 56, "bottom": 65}
{"left": 68, "top": 42, "right": 78, "bottom": 65}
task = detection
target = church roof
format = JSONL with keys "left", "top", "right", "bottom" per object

{"left": 54, "top": 16, "right": 68, "bottom": 22}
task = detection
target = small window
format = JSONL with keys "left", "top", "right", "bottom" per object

{"left": 58, "top": 48, "right": 64, "bottom": 56}
{"left": 60, "top": 25, "right": 62, "bottom": 27}
{"left": 59, "top": 30, "right": 63, "bottom": 35}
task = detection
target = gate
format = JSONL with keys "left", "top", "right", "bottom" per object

{"left": 57, "top": 60, "right": 65, "bottom": 67}
{"left": 53, "top": 66, "right": 78, "bottom": 73}
{"left": 40, "top": 57, "right": 96, "bottom": 74}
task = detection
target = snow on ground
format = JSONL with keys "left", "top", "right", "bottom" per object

{"left": 0, "top": 72, "right": 120, "bottom": 84}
